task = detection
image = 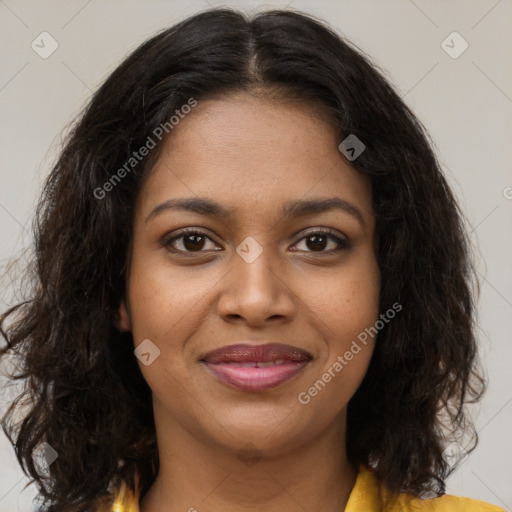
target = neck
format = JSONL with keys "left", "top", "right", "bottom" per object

{"left": 140, "top": 401, "right": 357, "bottom": 512}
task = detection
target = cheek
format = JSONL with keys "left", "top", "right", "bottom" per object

{"left": 125, "top": 251, "right": 228, "bottom": 393}
{"left": 313, "top": 255, "right": 380, "bottom": 341}
{"left": 126, "top": 253, "right": 217, "bottom": 342}
{"left": 300, "top": 255, "right": 380, "bottom": 401}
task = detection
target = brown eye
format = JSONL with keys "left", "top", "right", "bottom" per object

{"left": 164, "top": 230, "right": 219, "bottom": 253}
{"left": 305, "top": 233, "right": 329, "bottom": 251}
{"left": 291, "top": 230, "right": 351, "bottom": 254}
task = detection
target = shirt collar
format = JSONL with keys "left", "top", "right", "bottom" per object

{"left": 111, "top": 463, "right": 383, "bottom": 512}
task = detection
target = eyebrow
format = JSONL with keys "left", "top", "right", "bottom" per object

{"left": 145, "top": 196, "right": 366, "bottom": 226}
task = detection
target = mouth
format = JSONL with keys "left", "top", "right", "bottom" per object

{"left": 200, "top": 343, "right": 312, "bottom": 391}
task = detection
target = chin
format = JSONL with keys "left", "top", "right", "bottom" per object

{"left": 210, "top": 411, "right": 316, "bottom": 454}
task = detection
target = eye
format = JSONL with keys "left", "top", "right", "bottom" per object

{"left": 163, "top": 228, "right": 220, "bottom": 254}
{"left": 291, "top": 229, "right": 351, "bottom": 254}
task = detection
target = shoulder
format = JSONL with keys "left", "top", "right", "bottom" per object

{"left": 392, "top": 492, "right": 506, "bottom": 512}
{"left": 111, "top": 479, "right": 141, "bottom": 512}
{"left": 350, "top": 465, "right": 506, "bottom": 512}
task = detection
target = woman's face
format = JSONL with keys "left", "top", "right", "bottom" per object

{"left": 118, "top": 91, "right": 380, "bottom": 455}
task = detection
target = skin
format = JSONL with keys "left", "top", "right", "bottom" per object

{"left": 117, "top": 90, "right": 381, "bottom": 512}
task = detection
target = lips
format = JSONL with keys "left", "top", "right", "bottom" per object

{"left": 200, "top": 343, "right": 312, "bottom": 391}
{"left": 201, "top": 343, "right": 312, "bottom": 364}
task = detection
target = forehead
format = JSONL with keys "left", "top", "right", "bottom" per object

{"left": 137, "top": 92, "right": 372, "bottom": 224}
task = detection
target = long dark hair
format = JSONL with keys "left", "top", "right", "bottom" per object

{"left": 0, "top": 7, "right": 485, "bottom": 511}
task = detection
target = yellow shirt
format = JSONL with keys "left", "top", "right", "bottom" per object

{"left": 109, "top": 464, "right": 506, "bottom": 511}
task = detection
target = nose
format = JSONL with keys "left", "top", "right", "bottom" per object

{"left": 216, "top": 241, "right": 296, "bottom": 326}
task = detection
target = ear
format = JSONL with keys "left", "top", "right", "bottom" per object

{"left": 116, "top": 298, "right": 132, "bottom": 332}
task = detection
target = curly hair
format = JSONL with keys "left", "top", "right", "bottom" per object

{"left": 0, "top": 6, "right": 485, "bottom": 511}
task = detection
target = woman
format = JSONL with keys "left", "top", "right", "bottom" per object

{"left": 0, "top": 7, "right": 505, "bottom": 512}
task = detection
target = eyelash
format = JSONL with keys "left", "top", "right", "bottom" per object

{"left": 162, "top": 227, "right": 351, "bottom": 256}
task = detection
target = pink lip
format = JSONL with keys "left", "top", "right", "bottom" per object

{"left": 200, "top": 343, "right": 312, "bottom": 391}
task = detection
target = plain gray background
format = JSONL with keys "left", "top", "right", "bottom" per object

{"left": 1, "top": 0, "right": 511, "bottom": 511}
